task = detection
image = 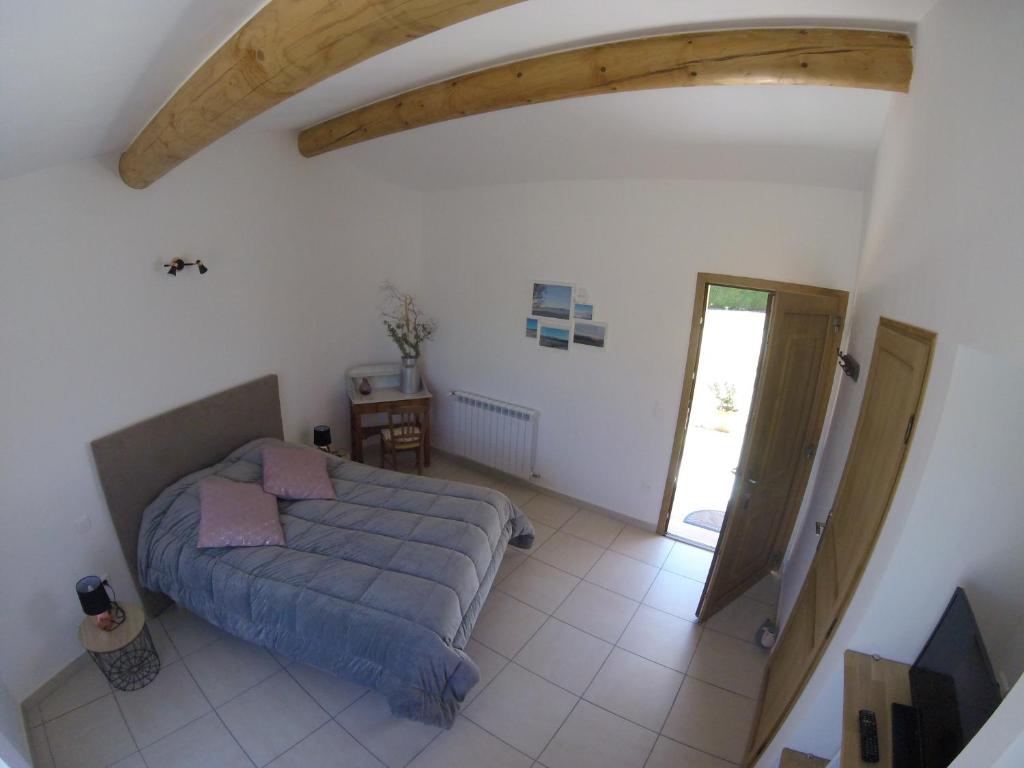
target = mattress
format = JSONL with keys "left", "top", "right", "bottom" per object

{"left": 137, "top": 438, "right": 534, "bottom": 726}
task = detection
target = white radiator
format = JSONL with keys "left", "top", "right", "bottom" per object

{"left": 447, "top": 391, "right": 539, "bottom": 478}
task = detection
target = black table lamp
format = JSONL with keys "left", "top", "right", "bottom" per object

{"left": 77, "top": 576, "right": 111, "bottom": 616}
{"left": 313, "top": 425, "right": 332, "bottom": 452}
{"left": 77, "top": 576, "right": 124, "bottom": 631}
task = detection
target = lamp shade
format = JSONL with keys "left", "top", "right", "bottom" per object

{"left": 313, "top": 425, "right": 332, "bottom": 447}
{"left": 76, "top": 576, "right": 112, "bottom": 616}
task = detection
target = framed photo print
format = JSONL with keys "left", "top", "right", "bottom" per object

{"left": 538, "top": 322, "right": 571, "bottom": 350}
{"left": 531, "top": 281, "right": 574, "bottom": 320}
{"left": 574, "top": 303, "right": 593, "bottom": 320}
{"left": 573, "top": 321, "right": 607, "bottom": 348}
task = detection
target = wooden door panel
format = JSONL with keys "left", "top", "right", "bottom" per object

{"left": 700, "top": 291, "right": 844, "bottom": 620}
{"left": 813, "top": 528, "right": 839, "bottom": 647}
{"left": 743, "top": 318, "right": 934, "bottom": 766}
{"left": 754, "top": 571, "right": 817, "bottom": 752}
{"left": 831, "top": 326, "right": 931, "bottom": 591}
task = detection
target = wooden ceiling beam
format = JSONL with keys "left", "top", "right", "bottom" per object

{"left": 118, "top": 0, "right": 522, "bottom": 189}
{"left": 298, "top": 28, "right": 912, "bottom": 157}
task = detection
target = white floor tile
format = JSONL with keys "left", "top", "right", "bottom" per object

{"left": 686, "top": 631, "right": 767, "bottom": 699}
{"left": 499, "top": 558, "right": 580, "bottom": 613}
{"left": 642, "top": 571, "right": 704, "bottom": 621}
{"left": 532, "top": 532, "right": 604, "bottom": 577}
{"left": 472, "top": 592, "right": 547, "bottom": 658}
{"left": 497, "top": 550, "right": 528, "bottom": 584}
{"left": 645, "top": 736, "right": 737, "bottom": 768}
{"left": 539, "top": 700, "right": 656, "bottom": 768}
{"left": 491, "top": 479, "right": 538, "bottom": 508}
{"left": 583, "top": 649, "right": 682, "bottom": 731}
{"left": 661, "top": 677, "right": 756, "bottom": 764}
{"left": 218, "top": 669, "right": 329, "bottom": 766}
{"left": 338, "top": 692, "right": 441, "bottom": 768}
{"left": 267, "top": 721, "right": 383, "bottom": 768}
{"left": 464, "top": 640, "right": 508, "bottom": 705}
{"left": 45, "top": 695, "right": 135, "bottom": 768}
{"left": 609, "top": 527, "right": 674, "bottom": 567}
{"left": 662, "top": 542, "right": 714, "bottom": 583}
{"left": 522, "top": 496, "right": 578, "bottom": 529}
{"left": 39, "top": 657, "right": 110, "bottom": 721}
{"left": 617, "top": 605, "right": 703, "bottom": 673}
{"left": 184, "top": 635, "right": 281, "bottom": 706}
{"left": 409, "top": 717, "right": 531, "bottom": 768}
{"left": 149, "top": 619, "right": 181, "bottom": 665}
{"left": 584, "top": 550, "right": 659, "bottom": 600}
{"left": 561, "top": 509, "right": 625, "bottom": 548}
{"left": 745, "top": 574, "right": 780, "bottom": 607}
{"left": 142, "top": 711, "right": 252, "bottom": 768}
{"left": 464, "top": 665, "right": 576, "bottom": 759}
{"left": 114, "top": 661, "right": 210, "bottom": 747}
{"left": 515, "top": 619, "right": 612, "bottom": 695}
{"left": 705, "top": 595, "right": 774, "bottom": 645}
{"left": 110, "top": 754, "right": 147, "bottom": 768}
{"left": 159, "top": 605, "right": 230, "bottom": 656}
{"left": 287, "top": 662, "right": 368, "bottom": 716}
{"left": 553, "top": 581, "right": 638, "bottom": 643}
{"left": 530, "top": 521, "right": 557, "bottom": 548}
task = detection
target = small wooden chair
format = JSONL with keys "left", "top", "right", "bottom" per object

{"left": 380, "top": 403, "right": 427, "bottom": 474}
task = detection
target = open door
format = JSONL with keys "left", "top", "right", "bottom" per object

{"left": 697, "top": 289, "right": 846, "bottom": 622}
{"left": 744, "top": 318, "right": 934, "bottom": 765}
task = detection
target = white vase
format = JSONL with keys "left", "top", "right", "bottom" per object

{"left": 400, "top": 357, "right": 421, "bottom": 394}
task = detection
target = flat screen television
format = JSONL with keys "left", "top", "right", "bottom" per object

{"left": 904, "top": 587, "right": 1002, "bottom": 767}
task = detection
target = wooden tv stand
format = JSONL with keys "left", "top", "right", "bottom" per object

{"left": 841, "top": 650, "right": 912, "bottom": 767}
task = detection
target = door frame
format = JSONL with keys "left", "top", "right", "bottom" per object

{"left": 657, "top": 273, "right": 849, "bottom": 537}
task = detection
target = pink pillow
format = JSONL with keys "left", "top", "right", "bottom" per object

{"left": 262, "top": 445, "right": 335, "bottom": 500}
{"left": 197, "top": 477, "right": 284, "bottom": 548}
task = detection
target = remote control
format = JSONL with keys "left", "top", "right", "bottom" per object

{"left": 859, "top": 709, "right": 880, "bottom": 763}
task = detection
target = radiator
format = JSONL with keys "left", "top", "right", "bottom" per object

{"left": 446, "top": 391, "right": 539, "bottom": 478}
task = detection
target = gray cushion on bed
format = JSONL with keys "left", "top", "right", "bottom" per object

{"left": 138, "top": 438, "right": 534, "bottom": 727}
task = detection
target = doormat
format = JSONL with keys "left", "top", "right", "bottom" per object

{"left": 683, "top": 509, "right": 724, "bottom": 533}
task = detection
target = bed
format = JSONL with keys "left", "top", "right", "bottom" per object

{"left": 91, "top": 375, "right": 534, "bottom": 727}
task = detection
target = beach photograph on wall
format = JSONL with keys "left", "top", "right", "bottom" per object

{"left": 573, "top": 321, "right": 607, "bottom": 348}
{"left": 525, "top": 318, "right": 538, "bottom": 338}
{"left": 574, "top": 303, "right": 593, "bottom": 320}
{"left": 539, "top": 323, "right": 571, "bottom": 350}
{"left": 532, "top": 282, "right": 573, "bottom": 320}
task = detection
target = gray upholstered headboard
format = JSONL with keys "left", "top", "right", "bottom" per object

{"left": 91, "top": 374, "right": 283, "bottom": 616}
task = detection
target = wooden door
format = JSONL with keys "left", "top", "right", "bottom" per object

{"left": 745, "top": 317, "right": 935, "bottom": 765}
{"left": 698, "top": 290, "right": 845, "bottom": 621}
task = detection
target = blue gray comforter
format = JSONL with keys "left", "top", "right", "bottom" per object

{"left": 138, "top": 438, "right": 534, "bottom": 727}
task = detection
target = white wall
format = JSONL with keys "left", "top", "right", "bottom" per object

{"left": 0, "top": 678, "right": 28, "bottom": 768}
{"left": 0, "top": 131, "right": 423, "bottom": 702}
{"left": 419, "top": 179, "right": 864, "bottom": 526}
{"left": 762, "top": 0, "right": 1024, "bottom": 763}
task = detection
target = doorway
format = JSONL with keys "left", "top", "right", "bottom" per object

{"left": 659, "top": 274, "right": 848, "bottom": 623}
{"left": 667, "top": 285, "right": 770, "bottom": 549}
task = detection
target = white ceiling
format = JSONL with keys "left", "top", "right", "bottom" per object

{"left": 0, "top": 0, "right": 937, "bottom": 188}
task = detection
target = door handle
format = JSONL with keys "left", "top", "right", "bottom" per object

{"left": 746, "top": 478, "right": 759, "bottom": 486}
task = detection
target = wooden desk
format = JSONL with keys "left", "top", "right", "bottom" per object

{"left": 841, "top": 650, "right": 912, "bottom": 768}
{"left": 781, "top": 749, "right": 828, "bottom": 768}
{"left": 348, "top": 385, "right": 432, "bottom": 465}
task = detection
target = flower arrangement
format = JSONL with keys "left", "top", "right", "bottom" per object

{"left": 380, "top": 281, "right": 436, "bottom": 359}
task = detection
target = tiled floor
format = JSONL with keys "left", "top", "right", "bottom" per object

{"left": 27, "top": 454, "right": 780, "bottom": 768}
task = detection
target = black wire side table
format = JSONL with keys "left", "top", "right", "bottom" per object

{"left": 79, "top": 602, "right": 160, "bottom": 691}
